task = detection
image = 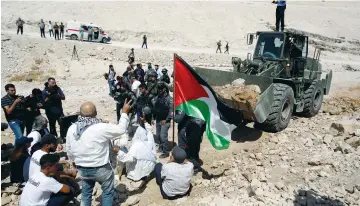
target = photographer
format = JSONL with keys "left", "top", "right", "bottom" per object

{"left": 42, "top": 78, "right": 65, "bottom": 137}
{"left": 1, "top": 84, "right": 26, "bottom": 142}
{"left": 23, "top": 88, "right": 43, "bottom": 135}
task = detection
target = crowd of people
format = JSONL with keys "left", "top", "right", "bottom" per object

{"left": 1, "top": 58, "right": 207, "bottom": 205}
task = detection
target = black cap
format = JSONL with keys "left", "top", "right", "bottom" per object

{"left": 162, "top": 68, "right": 168, "bottom": 73}
{"left": 40, "top": 154, "right": 60, "bottom": 168}
{"left": 40, "top": 134, "right": 57, "bottom": 146}
{"left": 172, "top": 146, "right": 187, "bottom": 163}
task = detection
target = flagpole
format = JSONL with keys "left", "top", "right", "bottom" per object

{"left": 172, "top": 53, "right": 176, "bottom": 148}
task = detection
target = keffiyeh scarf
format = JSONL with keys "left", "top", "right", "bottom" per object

{"left": 74, "top": 116, "right": 101, "bottom": 140}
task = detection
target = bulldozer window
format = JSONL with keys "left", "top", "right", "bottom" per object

{"left": 254, "top": 33, "right": 284, "bottom": 60}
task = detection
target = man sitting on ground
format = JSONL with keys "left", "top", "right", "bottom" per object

{"left": 155, "top": 146, "right": 194, "bottom": 200}
{"left": 117, "top": 107, "right": 157, "bottom": 182}
{"left": 20, "top": 154, "right": 75, "bottom": 206}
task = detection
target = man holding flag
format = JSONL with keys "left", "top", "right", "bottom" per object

{"left": 173, "top": 53, "right": 243, "bottom": 150}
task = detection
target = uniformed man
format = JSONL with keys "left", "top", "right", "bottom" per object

{"left": 216, "top": 40, "right": 222, "bottom": 53}
{"left": 159, "top": 68, "right": 171, "bottom": 84}
{"left": 146, "top": 71, "right": 158, "bottom": 97}
{"left": 136, "top": 84, "right": 154, "bottom": 124}
{"left": 128, "top": 48, "right": 135, "bottom": 64}
{"left": 152, "top": 83, "right": 173, "bottom": 158}
{"left": 144, "top": 63, "right": 156, "bottom": 82}
{"left": 224, "top": 42, "right": 229, "bottom": 54}
{"left": 174, "top": 110, "right": 206, "bottom": 173}
{"left": 112, "top": 82, "right": 136, "bottom": 123}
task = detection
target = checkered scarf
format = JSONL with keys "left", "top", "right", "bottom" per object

{"left": 75, "top": 116, "right": 101, "bottom": 140}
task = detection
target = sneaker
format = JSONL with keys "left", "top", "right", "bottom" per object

{"left": 159, "top": 153, "right": 169, "bottom": 159}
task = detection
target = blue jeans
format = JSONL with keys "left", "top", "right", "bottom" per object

{"left": 8, "top": 120, "right": 24, "bottom": 144}
{"left": 78, "top": 163, "right": 114, "bottom": 206}
{"left": 47, "top": 192, "right": 74, "bottom": 206}
{"left": 108, "top": 80, "right": 114, "bottom": 95}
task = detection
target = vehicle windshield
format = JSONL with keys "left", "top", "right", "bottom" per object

{"left": 253, "top": 33, "right": 285, "bottom": 60}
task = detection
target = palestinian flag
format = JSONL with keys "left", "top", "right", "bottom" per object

{"left": 174, "top": 54, "right": 241, "bottom": 150}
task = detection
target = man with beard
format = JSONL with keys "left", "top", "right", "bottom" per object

{"left": 152, "top": 83, "right": 173, "bottom": 158}
{"left": 28, "top": 134, "right": 75, "bottom": 180}
{"left": 1, "top": 84, "right": 26, "bottom": 143}
{"left": 42, "top": 78, "right": 65, "bottom": 137}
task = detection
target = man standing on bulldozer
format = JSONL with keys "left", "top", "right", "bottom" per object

{"left": 272, "top": 0, "right": 286, "bottom": 32}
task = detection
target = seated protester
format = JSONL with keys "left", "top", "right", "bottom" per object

{"left": 20, "top": 154, "right": 74, "bottom": 206}
{"left": 23, "top": 142, "right": 43, "bottom": 182}
{"left": 155, "top": 146, "right": 193, "bottom": 200}
{"left": 27, "top": 115, "right": 49, "bottom": 155}
{"left": 10, "top": 137, "right": 33, "bottom": 183}
{"left": 28, "top": 134, "right": 76, "bottom": 180}
{"left": 117, "top": 107, "right": 156, "bottom": 182}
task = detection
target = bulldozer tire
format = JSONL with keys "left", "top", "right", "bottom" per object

{"left": 258, "top": 83, "right": 294, "bottom": 132}
{"left": 301, "top": 80, "right": 324, "bottom": 117}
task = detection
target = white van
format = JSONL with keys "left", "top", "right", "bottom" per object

{"left": 65, "top": 20, "right": 111, "bottom": 43}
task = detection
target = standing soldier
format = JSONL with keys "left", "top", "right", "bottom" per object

{"left": 216, "top": 40, "right": 222, "bottom": 53}
{"left": 134, "top": 63, "right": 145, "bottom": 83}
{"left": 16, "top": 17, "right": 25, "bottom": 35}
{"left": 144, "top": 63, "right": 156, "bottom": 82}
{"left": 128, "top": 48, "right": 135, "bottom": 64}
{"left": 174, "top": 110, "right": 206, "bottom": 173}
{"left": 142, "top": 35, "right": 148, "bottom": 49}
{"left": 152, "top": 83, "right": 173, "bottom": 158}
{"left": 39, "top": 19, "right": 46, "bottom": 38}
{"left": 272, "top": 0, "right": 287, "bottom": 32}
{"left": 146, "top": 71, "right": 159, "bottom": 97}
{"left": 224, "top": 42, "right": 229, "bottom": 54}
{"left": 59, "top": 22, "right": 65, "bottom": 39}
{"left": 159, "top": 68, "right": 171, "bottom": 84}
{"left": 53, "top": 23, "right": 60, "bottom": 40}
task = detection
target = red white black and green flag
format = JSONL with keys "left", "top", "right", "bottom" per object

{"left": 174, "top": 54, "right": 241, "bottom": 150}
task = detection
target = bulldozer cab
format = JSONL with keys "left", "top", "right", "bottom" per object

{"left": 253, "top": 32, "right": 285, "bottom": 60}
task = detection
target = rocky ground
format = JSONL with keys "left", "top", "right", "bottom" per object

{"left": 2, "top": 1, "right": 360, "bottom": 205}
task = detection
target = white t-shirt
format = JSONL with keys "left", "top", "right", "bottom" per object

{"left": 27, "top": 131, "right": 42, "bottom": 155}
{"left": 20, "top": 172, "right": 63, "bottom": 206}
{"left": 28, "top": 150, "right": 47, "bottom": 179}
{"left": 131, "top": 80, "right": 141, "bottom": 97}
{"left": 48, "top": 23, "right": 52, "bottom": 30}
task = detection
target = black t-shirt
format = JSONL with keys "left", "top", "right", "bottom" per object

{"left": 23, "top": 95, "right": 41, "bottom": 117}
{"left": 1, "top": 95, "right": 25, "bottom": 122}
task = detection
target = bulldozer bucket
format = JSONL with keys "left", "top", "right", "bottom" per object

{"left": 194, "top": 67, "right": 275, "bottom": 123}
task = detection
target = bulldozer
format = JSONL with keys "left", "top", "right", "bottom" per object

{"left": 194, "top": 31, "right": 333, "bottom": 132}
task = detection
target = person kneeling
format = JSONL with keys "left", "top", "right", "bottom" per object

{"left": 116, "top": 107, "right": 157, "bottom": 182}
{"left": 155, "top": 146, "right": 193, "bottom": 200}
{"left": 20, "top": 154, "right": 75, "bottom": 206}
